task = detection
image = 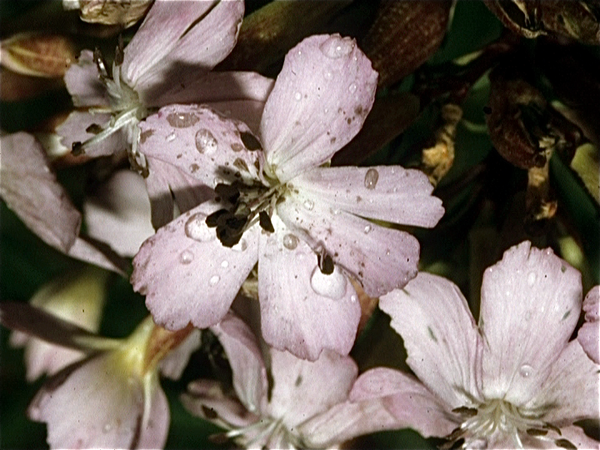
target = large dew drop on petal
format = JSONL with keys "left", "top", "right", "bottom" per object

{"left": 310, "top": 266, "right": 347, "bottom": 299}
{"left": 184, "top": 213, "right": 215, "bottom": 242}
{"left": 195, "top": 129, "right": 218, "bottom": 155}
{"left": 364, "top": 168, "right": 379, "bottom": 190}
{"left": 319, "top": 35, "right": 355, "bottom": 59}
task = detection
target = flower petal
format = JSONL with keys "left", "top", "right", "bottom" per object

{"left": 84, "top": 170, "right": 155, "bottom": 257}
{"left": 56, "top": 110, "right": 126, "bottom": 157}
{"left": 292, "top": 165, "right": 444, "bottom": 227}
{"left": 277, "top": 195, "right": 420, "bottom": 297}
{"left": 379, "top": 273, "right": 483, "bottom": 408}
{"left": 212, "top": 313, "right": 268, "bottom": 415}
{"left": 159, "top": 329, "right": 201, "bottom": 381}
{"left": 258, "top": 214, "right": 361, "bottom": 360}
{"left": 0, "top": 132, "right": 81, "bottom": 252}
{"left": 152, "top": 70, "right": 274, "bottom": 109}
{"left": 578, "top": 286, "right": 599, "bottom": 364}
{"left": 267, "top": 348, "right": 358, "bottom": 429}
{"left": 131, "top": 202, "right": 259, "bottom": 330}
{"left": 526, "top": 340, "right": 599, "bottom": 424}
{"left": 260, "top": 34, "right": 378, "bottom": 182}
{"left": 123, "top": 0, "right": 244, "bottom": 101}
{"left": 139, "top": 104, "right": 261, "bottom": 189}
{"left": 64, "top": 49, "right": 108, "bottom": 106}
{"left": 479, "top": 242, "right": 582, "bottom": 405}
{"left": 67, "top": 236, "right": 128, "bottom": 275}
{"left": 137, "top": 377, "right": 170, "bottom": 450}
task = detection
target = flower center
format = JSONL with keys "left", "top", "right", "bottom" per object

{"left": 446, "top": 399, "right": 574, "bottom": 449}
{"left": 221, "top": 417, "right": 302, "bottom": 449}
{"left": 73, "top": 42, "right": 149, "bottom": 175}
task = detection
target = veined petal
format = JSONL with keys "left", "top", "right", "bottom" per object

{"left": 131, "top": 202, "right": 259, "bottom": 330}
{"left": 578, "top": 286, "right": 599, "bottom": 364}
{"left": 0, "top": 133, "right": 81, "bottom": 253}
{"left": 64, "top": 49, "right": 109, "bottom": 107}
{"left": 152, "top": 70, "right": 274, "bottom": 109}
{"left": 277, "top": 195, "right": 420, "bottom": 297}
{"left": 526, "top": 340, "right": 599, "bottom": 424}
{"left": 260, "top": 34, "right": 378, "bottom": 182}
{"left": 56, "top": 110, "right": 127, "bottom": 157}
{"left": 479, "top": 242, "right": 582, "bottom": 405}
{"left": 139, "top": 104, "right": 260, "bottom": 189}
{"left": 212, "top": 313, "right": 268, "bottom": 415}
{"left": 379, "top": 273, "right": 483, "bottom": 408}
{"left": 124, "top": 0, "right": 244, "bottom": 101}
{"left": 258, "top": 215, "right": 361, "bottom": 360}
{"left": 84, "top": 170, "right": 155, "bottom": 257}
{"left": 292, "top": 165, "right": 444, "bottom": 227}
{"left": 267, "top": 349, "right": 358, "bottom": 429}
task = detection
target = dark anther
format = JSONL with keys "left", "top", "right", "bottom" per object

{"left": 259, "top": 211, "right": 274, "bottom": 233}
{"left": 217, "top": 225, "right": 244, "bottom": 247}
{"left": 526, "top": 428, "right": 549, "bottom": 436}
{"left": 72, "top": 141, "right": 84, "bottom": 156}
{"left": 201, "top": 405, "right": 218, "bottom": 420}
{"left": 319, "top": 253, "right": 334, "bottom": 275}
{"left": 555, "top": 438, "right": 577, "bottom": 449}
{"left": 451, "top": 406, "right": 478, "bottom": 417}
{"left": 214, "top": 183, "right": 240, "bottom": 204}
{"left": 93, "top": 47, "right": 108, "bottom": 78}
{"left": 85, "top": 123, "right": 103, "bottom": 134}
{"left": 240, "top": 132, "right": 262, "bottom": 151}
{"left": 115, "top": 34, "right": 124, "bottom": 66}
{"left": 206, "top": 209, "right": 229, "bottom": 227}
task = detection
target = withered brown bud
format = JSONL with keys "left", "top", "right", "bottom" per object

{"left": 0, "top": 68, "right": 63, "bottom": 101}
{"left": 486, "top": 67, "right": 584, "bottom": 169}
{"left": 361, "top": 0, "right": 452, "bottom": 88}
{"left": 64, "top": 0, "right": 152, "bottom": 28}
{"left": 0, "top": 32, "right": 75, "bottom": 78}
{"left": 485, "top": 0, "right": 600, "bottom": 44}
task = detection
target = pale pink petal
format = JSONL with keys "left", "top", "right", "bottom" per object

{"left": 267, "top": 349, "right": 358, "bottom": 428}
{"left": 64, "top": 49, "right": 109, "bottom": 107}
{"left": 14, "top": 337, "right": 84, "bottom": 383}
{"left": 206, "top": 99, "right": 268, "bottom": 135}
{"left": 479, "top": 242, "right": 582, "bottom": 405}
{"left": 153, "top": 70, "right": 274, "bottom": 108}
{"left": 56, "top": 110, "right": 127, "bottom": 157}
{"left": 0, "top": 133, "right": 81, "bottom": 252}
{"left": 578, "top": 286, "right": 599, "bottom": 364}
{"left": 379, "top": 273, "right": 483, "bottom": 408}
{"left": 159, "top": 329, "right": 201, "bottom": 380}
{"left": 139, "top": 104, "right": 261, "bottom": 189}
{"left": 276, "top": 195, "right": 420, "bottom": 297}
{"left": 258, "top": 215, "right": 361, "bottom": 360}
{"left": 137, "top": 377, "right": 170, "bottom": 450}
{"left": 554, "top": 425, "right": 600, "bottom": 450}
{"left": 212, "top": 313, "right": 268, "bottom": 415}
{"left": 525, "top": 340, "right": 599, "bottom": 424}
{"left": 292, "top": 166, "right": 444, "bottom": 227}
{"left": 144, "top": 157, "right": 214, "bottom": 229}
{"left": 29, "top": 354, "right": 167, "bottom": 450}
{"left": 124, "top": 0, "right": 244, "bottom": 102}
{"left": 67, "top": 236, "right": 128, "bottom": 275}
{"left": 181, "top": 379, "right": 258, "bottom": 429}
{"left": 131, "top": 202, "right": 259, "bottom": 330}
{"left": 308, "top": 365, "right": 459, "bottom": 447}
{"left": 260, "top": 34, "right": 378, "bottom": 182}
{"left": 84, "top": 170, "right": 155, "bottom": 257}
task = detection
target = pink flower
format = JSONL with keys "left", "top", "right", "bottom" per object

{"left": 131, "top": 34, "right": 444, "bottom": 360}
{"left": 578, "top": 286, "right": 599, "bottom": 364}
{"left": 181, "top": 312, "right": 411, "bottom": 449}
{"left": 359, "top": 241, "right": 599, "bottom": 448}
{"left": 0, "top": 302, "right": 199, "bottom": 450}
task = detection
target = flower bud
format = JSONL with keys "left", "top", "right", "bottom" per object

{"left": 1, "top": 32, "right": 75, "bottom": 78}
{"left": 361, "top": 0, "right": 452, "bottom": 88}
{"left": 63, "top": 0, "right": 152, "bottom": 28}
{"left": 485, "top": 0, "right": 600, "bottom": 44}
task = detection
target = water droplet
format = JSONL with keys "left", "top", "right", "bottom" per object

{"left": 304, "top": 199, "right": 314, "bottom": 210}
{"left": 519, "top": 364, "right": 533, "bottom": 378}
{"left": 364, "top": 168, "right": 379, "bottom": 189}
{"left": 179, "top": 250, "right": 194, "bottom": 264}
{"left": 348, "top": 83, "right": 357, "bottom": 93}
{"left": 319, "top": 35, "right": 355, "bottom": 59}
{"left": 283, "top": 233, "right": 299, "bottom": 250}
{"left": 364, "top": 225, "right": 372, "bottom": 234}
{"left": 166, "top": 132, "right": 176, "bottom": 142}
{"left": 324, "top": 70, "right": 333, "bottom": 80}
{"left": 221, "top": 260, "right": 229, "bottom": 268}
{"left": 103, "top": 423, "right": 112, "bottom": 433}
{"left": 310, "top": 265, "right": 347, "bottom": 300}
{"left": 195, "top": 129, "right": 218, "bottom": 155}
{"left": 209, "top": 275, "right": 220, "bottom": 286}
{"left": 350, "top": 294, "right": 357, "bottom": 302}
{"left": 294, "top": 91, "right": 302, "bottom": 101}
{"left": 185, "top": 213, "right": 215, "bottom": 242}
{"left": 166, "top": 112, "right": 199, "bottom": 128}
{"left": 527, "top": 272, "right": 537, "bottom": 286}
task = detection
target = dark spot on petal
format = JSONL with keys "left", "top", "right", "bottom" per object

{"left": 240, "top": 132, "right": 262, "bottom": 151}
{"left": 140, "top": 129, "right": 154, "bottom": 144}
